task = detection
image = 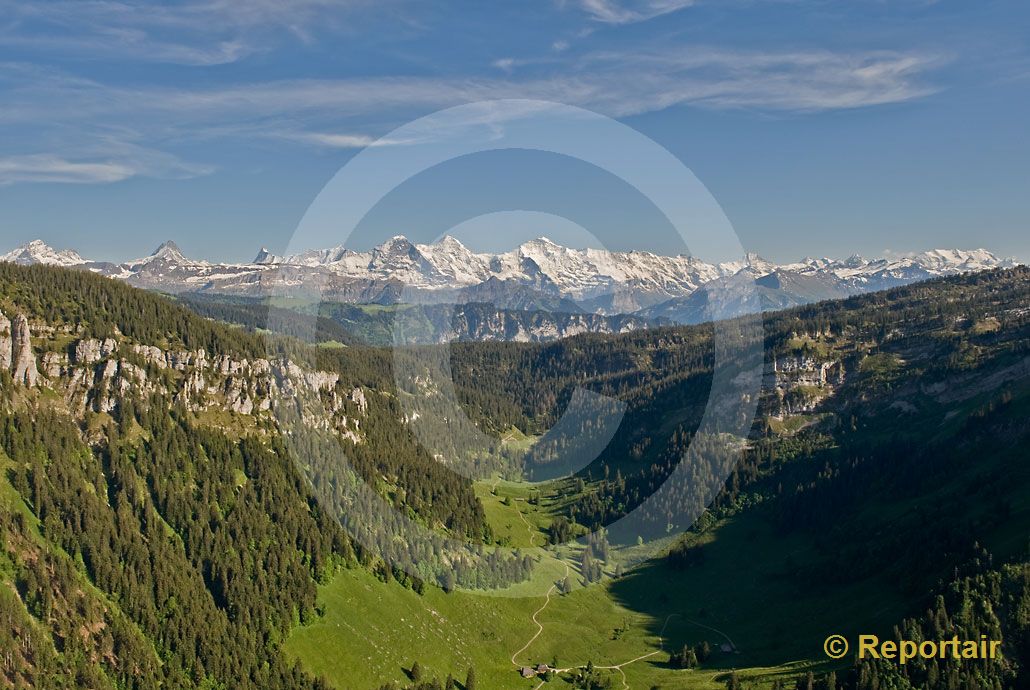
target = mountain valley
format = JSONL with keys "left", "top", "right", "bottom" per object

{"left": 0, "top": 260, "right": 1027, "bottom": 689}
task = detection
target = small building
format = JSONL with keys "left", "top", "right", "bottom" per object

{"left": 520, "top": 667, "right": 535, "bottom": 678}
{"left": 536, "top": 664, "right": 550, "bottom": 674}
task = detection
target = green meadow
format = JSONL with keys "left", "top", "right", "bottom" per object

{"left": 284, "top": 489, "right": 909, "bottom": 690}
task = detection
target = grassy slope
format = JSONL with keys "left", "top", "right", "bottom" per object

{"left": 283, "top": 506, "right": 899, "bottom": 690}
{"left": 284, "top": 565, "right": 707, "bottom": 690}
{"left": 283, "top": 474, "right": 844, "bottom": 690}
{"left": 286, "top": 387, "right": 1030, "bottom": 690}
{"left": 286, "top": 481, "right": 1023, "bottom": 690}
{"left": 474, "top": 477, "right": 551, "bottom": 549}
{"left": 282, "top": 270, "right": 1030, "bottom": 689}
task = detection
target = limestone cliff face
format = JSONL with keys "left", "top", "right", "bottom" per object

{"left": 445, "top": 309, "right": 649, "bottom": 343}
{"left": 73, "top": 337, "right": 118, "bottom": 365}
{"left": 766, "top": 353, "right": 846, "bottom": 417}
{"left": 4, "top": 318, "right": 366, "bottom": 444}
{"left": 0, "top": 310, "right": 11, "bottom": 371}
{"left": 11, "top": 315, "right": 39, "bottom": 386}
{"left": 0, "top": 310, "right": 39, "bottom": 386}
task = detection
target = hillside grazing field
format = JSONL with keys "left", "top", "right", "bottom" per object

{"left": 474, "top": 473, "right": 553, "bottom": 549}
{"left": 287, "top": 387, "right": 1030, "bottom": 690}
{"left": 284, "top": 486, "right": 911, "bottom": 690}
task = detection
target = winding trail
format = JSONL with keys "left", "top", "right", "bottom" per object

{"left": 513, "top": 497, "right": 538, "bottom": 547}
{"left": 514, "top": 593, "right": 742, "bottom": 690}
{"left": 678, "top": 615, "right": 737, "bottom": 651}
{"left": 593, "top": 651, "right": 663, "bottom": 690}
{"left": 503, "top": 504, "right": 734, "bottom": 689}
{"left": 571, "top": 614, "right": 680, "bottom": 689}
{"left": 657, "top": 613, "right": 679, "bottom": 648}
{"left": 514, "top": 583, "right": 686, "bottom": 690}
{"left": 510, "top": 562, "right": 570, "bottom": 667}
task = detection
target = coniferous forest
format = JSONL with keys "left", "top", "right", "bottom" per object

{"left": 0, "top": 262, "right": 1028, "bottom": 688}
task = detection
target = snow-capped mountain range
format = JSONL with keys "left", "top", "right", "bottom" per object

{"left": 1, "top": 237, "right": 1019, "bottom": 324}
{"left": 2, "top": 239, "right": 89, "bottom": 267}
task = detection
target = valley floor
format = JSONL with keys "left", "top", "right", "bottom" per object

{"left": 284, "top": 482, "right": 902, "bottom": 690}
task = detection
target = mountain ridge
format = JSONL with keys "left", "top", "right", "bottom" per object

{"left": 2, "top": 237, "right": 1019, "bottom": 325}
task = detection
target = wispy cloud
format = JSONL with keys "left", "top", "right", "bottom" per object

{"left": 573, "top": 48, "right": 946, "bottom": 112}
{"left": 0, "top": 0, "right": 382, "bottom": 65}
{"left": 577, "top": 0, "right": 697, "bottom": 24}
{"left": 0, "top": 33, "right": 251, "bottom": 67}
{"left": 278, "top": 131, "right": 413, "bottom": 148}
{"left": 0, "top": 155, "right": 134, "bottom": 185}
{"left": 0, "top": 128, "right": 213, "bottom": 185}
{"left": 0, "top": 44, "right": 945, "bottom": 184}
{"left": 492, "top": 58, "right": 518, "bottom": 73}
{"left": 4, "top": 47, "right": 939, "bottom": 120}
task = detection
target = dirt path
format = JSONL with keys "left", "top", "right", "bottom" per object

{"left": 678, "top": 616, "right": 737, "bottom": 651}
{"left": 510, "top": 562, "right": 570, "bottom": 667}
{"left": 519, "top": 607, "right": 735, "bottom": 690}
{"left": 517, "top": 598, "right": 680, "bottom": 690}
{"left": 506, "top": 516, "right": 731, "bottom": 690}
{"left": 595, "top": 651, "right": 663, "bottom": 690}
{"left": 513, "top": 497, "right": 538, "bottom": 547}
{"left": 657, "top": 613, "right": 679, "bottom": 649}
{"left": 537, "top": 651, "right": 663, "bottom": 690}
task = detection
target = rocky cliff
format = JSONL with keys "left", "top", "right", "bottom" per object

{"left": 4, "top": 312, "right": 365, "bottom": 443}
{"left": 769, "top": 352, "right": 846, "bottom": 416}
{"left": 0, "top": 309, "right": 39, "bottom": 386}
{"left": 0, "top": 310, "right": 10, "bottom": 371}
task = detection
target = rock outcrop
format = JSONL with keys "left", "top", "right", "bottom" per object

{"left": 350, "top": 387, "right": 368, "bottom": 413}
{"left": 0, "top": 308, "right": 366, "bottom": 444}
{"left": 0, "top": 310, "right": 11, "bottom": 371}
{"left": 768, "top": 354, "right": 845, "bottom": 416}
{"left": 73, "top": 338, "right": 118, "bottom": 365}
{"left": 9, "top": 313, "right": 39, "bottom": 386}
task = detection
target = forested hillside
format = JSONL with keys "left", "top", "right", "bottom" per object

{"left": 176, "top": 292, "right": 657, "bottom": 346}
{"left": 1, "top": 263, "right": 1027, "bottom": 689}
{"left": 449, "top": 267, "right": 1030, "bottom": 688}
{"left": 449, "top": 267, "right": 1030, "bottom": 535}
{"left": 0, "top": 263, "right": 500, "bottom": 688}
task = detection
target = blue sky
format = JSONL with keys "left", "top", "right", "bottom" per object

{"left": 0, "top": 0, "right": 1028, "bottom": 263}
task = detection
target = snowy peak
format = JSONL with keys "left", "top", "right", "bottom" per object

{"left": 371, "top": 235, "right": 419, "bottom": 260}
{"left": 253, "top": 247, "right": 284, "bottom": 265}
{"left": 128, "top": 240, "right": 198, "bottom": 266}
{"left": 435, "top": 234, "right": 468, "bottom": 250}
{"left": 289, "top": 246, "right": 351, "bottom": 266}
{"left": 368, "top": 236, "right": 431, "bottom": 278}
{"left": 1, "top": 235, "right": 1020, "bottom": 321}
{"left": 150, "top": 240, "right": 186, "bottom": 262}
{"left": 796, "top": 248, "right": 1019, "bottom": 292}
{"left": 519, "top": 236, "right": 559, "bottom": 250}
{"left": 744, "top": 252, "right": 777, "bottom": 275}
{"left": 1, "top": 239, "right": 87, "bottom": 267}
{"left": 911, "top": 248, "right": 1015, "bottom": 272}
{"left": 415, "top": 235, "right": 488, "bottom": 285}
